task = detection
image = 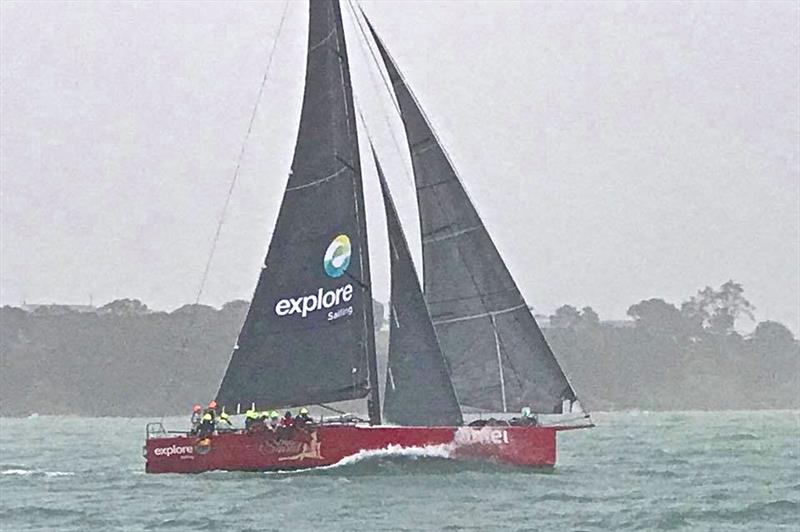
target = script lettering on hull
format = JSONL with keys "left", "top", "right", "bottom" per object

{"left": 454, "top": 427, "right": 510, "bottom": 446}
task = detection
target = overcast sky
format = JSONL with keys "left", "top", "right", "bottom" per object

{"left": 1, "top": 0, "right": 798, "bottom": 333}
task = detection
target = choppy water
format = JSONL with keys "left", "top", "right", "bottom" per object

{"left": 0, "top": 411, "right": 797, "bottom": 531}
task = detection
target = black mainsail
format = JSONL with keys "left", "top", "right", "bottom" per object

{"left": 217, "top": 0, "right": 380, "bottom": 421}
{"left": 372, "top": 147, "right": 463, "bottom": 426}
{"left": 367, "top": 19, "right": 577, "bottom": 414}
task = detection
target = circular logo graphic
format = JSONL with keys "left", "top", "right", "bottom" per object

{"left": 323, "top": 234, "right": 352, "bottom": 278}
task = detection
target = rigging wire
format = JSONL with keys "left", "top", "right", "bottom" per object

{"left": 193, "top": 0, "right": 291, "bottom": 306}
{"left": 346, "top": 0, "right": 401, "bottom": 115}
{"left": 160, "top": 0, "right": 290, "bottom": 420}
{"left": 344, "top": 0, "right": 415, "bottom": 187}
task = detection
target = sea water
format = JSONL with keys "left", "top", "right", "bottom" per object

{"left": 0, "top": 411, "right": 797, "bottom": 531}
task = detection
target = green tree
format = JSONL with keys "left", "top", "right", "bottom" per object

{"left": 681, "top": 281, "right": 755, "bottom": 335}
{"left": 550, "top": 305, "right": 581, "bottom": 328}
{"left": 99, "top": 298, "right": 150, "bottom": 316}
{"left": 627, "top": 298, "right": 687, "bottom": 336}
{"left": 751, "top": 320, "right": 795, "bottom": 347}
{"left": 581, "top": 306, "right": 600, "bottom": 327}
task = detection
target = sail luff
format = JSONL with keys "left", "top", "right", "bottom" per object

{"left": 365, "top": 17, "right": 579, "bottom": 414}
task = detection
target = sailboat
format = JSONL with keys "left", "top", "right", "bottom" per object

{"left": 144, "top": 0, "right": 591, "bottom": 474}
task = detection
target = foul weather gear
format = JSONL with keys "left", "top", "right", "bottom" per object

{"left": 198, "top": 412, "right": 216, "bottom": 437}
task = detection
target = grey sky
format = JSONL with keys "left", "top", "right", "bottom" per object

{"left": 1, "top": 0, "right": 798, "bottom": 334}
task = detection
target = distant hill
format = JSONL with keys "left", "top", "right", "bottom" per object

{"left": 1, "top": 284, "right": 797, "bottom": 416}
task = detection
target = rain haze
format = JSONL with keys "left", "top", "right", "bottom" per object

{"left": 1, "top": 0, "right": 798, "bottom": 333}
{"left": 1, "top": 3, "right": 799, "bottom": 529}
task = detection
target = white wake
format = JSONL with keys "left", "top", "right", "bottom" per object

{"left": 264, "top": 442, "right": 457, "bottom": 475}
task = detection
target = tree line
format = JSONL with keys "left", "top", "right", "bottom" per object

{"left": 0, "top": 281, "right": 796, "bottom": 416}
{"left": 546, "top": 281, "right": 798, "bottom": 411}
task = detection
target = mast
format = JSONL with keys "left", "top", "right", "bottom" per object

{"left": 341, "top": 2, "right": 380, "bottom": 426}
{"left": 365, "top": 17, "right": 579, "bottom": 414}
{"left": 216, "top": 0, "right": 380, "bottom": 421}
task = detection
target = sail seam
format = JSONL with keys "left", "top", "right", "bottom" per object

{"left": 286, "top": 166, "right": 348, "bottom": 191}
{"left": 418, "top": 178, "right": 456, "bottom": 190}
{"left": 423, "top": 225, "right": 480, "bottom": 244}
{"left": 309, "top": 27, "right": 336, "bottom": 53}
{"left": 412, "top": 141, "right": 438, "bottom": 155}
{"left": 432, "top": 304, "right": 526, "bottom": 325}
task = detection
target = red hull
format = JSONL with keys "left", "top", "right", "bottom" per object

{"left": 144, "top": 424, "right": 557, "bottom": 473}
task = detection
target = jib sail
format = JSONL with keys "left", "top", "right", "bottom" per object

{"left": 217, "top": 0, "right": 379, "bottom": 417}
{"left": 367, "top": 19, "right": 576, "bottom": 414}
{"left": 372, "top": 147, "right": 463, "bottom": 426}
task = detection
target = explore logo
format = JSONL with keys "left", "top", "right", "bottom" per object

{"left": 153, "top": 444, "right": 194, "bottom": 457}
{"left": 323, "top": 234, "right": 351, "bottom": 278}
{"left": 273, "top": 234, "right": 355, "bottom": 322}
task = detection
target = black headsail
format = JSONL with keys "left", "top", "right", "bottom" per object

{"left": 371, "top": 147, "right": 463, "bottom": 426}
{"left": 217, "top": 0, "right": 380, "bottom": 423}
{"left": 366, "top": 19, "right": 577, "bottom": 414}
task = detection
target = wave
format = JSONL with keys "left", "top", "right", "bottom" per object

{"left": 714, "top": 432, "right": 760, "bottom": 442}
{"left": 1, "top": 468, "right": 74, "bottom": 478}
{"left": 663, "top": 499, "right": 800, "bottom": 526}
{"left": 0, "top": 506, "right": 86, "bottom": 519}
{"left": 144, "top": 517, "right": 227, "bottom": 530}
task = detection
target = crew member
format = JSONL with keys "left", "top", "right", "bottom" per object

{"left": 269, "top": 410, "right": 280, "bottom": 430}
{"left": 198, "top": 410, "right": 215, "bottom": 437}
{"left": 200, "top": 399, "right": 217, "bottom": 428}
{"left": 281, "top": 411, "right": 294, "bottom": 427}
{"left": 520, "top": 406, "right": 538, "bottom": 426}
{"left": 296, "top": 407, "right": 312, "bottom": 424}
{"left": 190, "top": 404, "right": 202, "bottom": 434}
{"left": 244, "top": 407, "right": 260, "bottom": 431}
{"left": 218, "top": 410, "right": 233, "bottom": 430}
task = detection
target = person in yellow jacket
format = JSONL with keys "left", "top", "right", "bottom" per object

{"left": 244, "top": 408, "right": 260, "bottom": 431}
{"left": 296, "top": 407, "right": 312, "bottom": 424}
{"left": 198, "top": 411, "right": 215, "bottom": 437}
{"left": 268, "top": 410, "right": 280, "bottom": 430}
{"left": 218, "top": 410, "right": 233, "bottom": 430}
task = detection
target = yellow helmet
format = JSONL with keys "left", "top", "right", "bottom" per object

{"left": 299, "top": 407, "right": 309, "bottom": 415}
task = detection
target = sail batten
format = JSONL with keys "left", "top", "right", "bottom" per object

{"left": 366, "top": 18, "right": 578, "bottom": 414}
{"left": 216, "top": 0, "right": 378, "bottom": 414}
